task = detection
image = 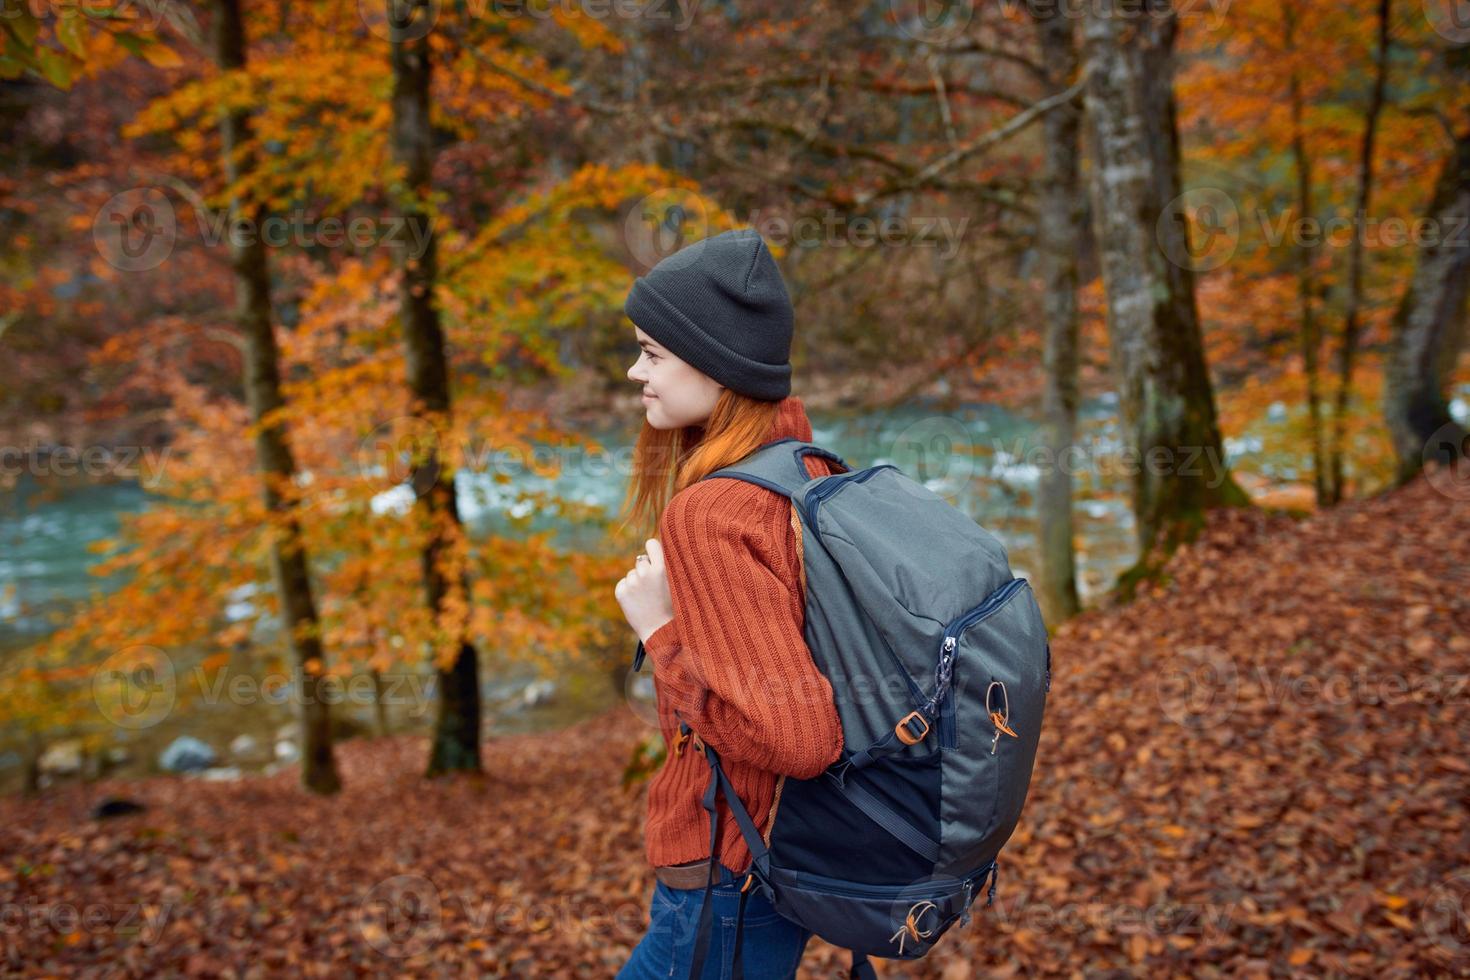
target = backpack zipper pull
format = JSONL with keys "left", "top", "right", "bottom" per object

{"left": 986, "top": 680, "right": 1018, "bottom": 754}
{"left": 989, "top": 710, "right": 1019, "bottom": 739}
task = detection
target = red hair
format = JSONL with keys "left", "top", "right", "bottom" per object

{"left": 616, "top": 389, "right": 781, "bottom": 543}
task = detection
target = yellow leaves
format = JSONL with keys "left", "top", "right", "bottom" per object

{"left": 1376, "top": 891, "right": 1409, "bottom": 911}
{"left": 537, "top": 4, "right": 624, "bottom": 54}
{"left": 54, "top": 15, "right": 87, "bottom": 60}
{"left": 138, "top": 38, "right": 183, "bottom": 69}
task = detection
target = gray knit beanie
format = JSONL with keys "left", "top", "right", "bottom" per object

{"left": 623, "top": 228, "right": 793, "bottom": 401}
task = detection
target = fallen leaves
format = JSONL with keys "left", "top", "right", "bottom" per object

{"left": 1, "top": 474, "right": 1468, "bottom": 976}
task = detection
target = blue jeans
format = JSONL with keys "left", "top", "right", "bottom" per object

{"left": 617, "top": 866, "right": 812, "bottom": 979}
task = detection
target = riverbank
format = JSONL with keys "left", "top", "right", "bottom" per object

{"left": 3, "top": 470, "right": 1465, "bottom": 976}
{"left": 511, "top": 355, "right": 1015, "bottom": 432}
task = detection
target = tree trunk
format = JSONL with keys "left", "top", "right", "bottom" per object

{"left": 1326, "top": 0, "right": 1392, "bottom": 503}
{"left": 1080, "top": 0, "right": 1246, "bottom": 576}
{"left": 1284, "top": 1, "right": 1328, "bottom": 505}
{"left": 212, "top": 0, "right": 340, "bottom": 795}
{"left": 1384, "top": 124, "right": 1470, "bottom": 481}
{"left": 388, "top": 1, "right": 483, "bottom": 775}
{"left": 372, "top": 667, "right": 391, "bottom": 737}
{"left": 23, "top": 730, "right": 41, "bottom": 796}
{"left": 1031, "top": 1, "right": 1084, "bottom": 621}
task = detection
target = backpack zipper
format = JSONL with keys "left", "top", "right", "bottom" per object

{"left": 786, "top": 861, "right": 996, "bottom": 909}
{"left": 942, "top": 577, "right": 1027, "bottom": 639}
{"left": 802, "top": 465, "right": 898, "bottom": 544}
{"left": 935, "top": 578, "right": 1029, "bottom": 747}
{"left": 959, "top": 859, "right": 999, "bottom": 926}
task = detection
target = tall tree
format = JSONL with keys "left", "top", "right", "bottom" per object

{"left": 212, "top": 0, "right": 340, "bottom": 794}
{"left": 1030, "top": 1, "right": 1085, "bottom": 620}
{"left": 1384, "top": 121, "right": 1470, "bottom": 480}
{"left": 1283, "top": 0, "right": 1328, "bottom": 505}
{"left": 1081, "top": 0, "right": 1247, "bottom": 572}
{"left": 388, "top": 0, "right": 482, "bottom": 775}
{"left": 1326, "top": 0, "right": 1393, "bottom": 503}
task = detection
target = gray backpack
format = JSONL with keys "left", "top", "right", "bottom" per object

{"left": 634, "top": 437, "right": 1050, "bottom": 979}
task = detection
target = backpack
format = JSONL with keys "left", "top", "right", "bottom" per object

{"left": 633, "top": 437, "right": 1051, "bottom": 979}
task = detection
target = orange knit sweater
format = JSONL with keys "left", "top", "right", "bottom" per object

{"left": 641, "top": 394, "right": 846, "bottom": 873}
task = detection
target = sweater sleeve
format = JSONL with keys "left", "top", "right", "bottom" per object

{"left": 642, "top": 486, "right": 845, "bottom": 779}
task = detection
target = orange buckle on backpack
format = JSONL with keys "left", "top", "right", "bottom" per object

{"left": 895, "top": 711, "right": 930, "bottom": 745}
{"left": 741, "top": 872, "right": 756, "bottom": 894}
{"left": 673, "top": 728, "right": 705, "bottom": 758}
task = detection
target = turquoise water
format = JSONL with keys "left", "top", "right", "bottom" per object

{"left": 0, "top": 397, "right": 1143, "bottom": 647}
{"left": 0, "top": 479, "right": 148, "bottom": 639}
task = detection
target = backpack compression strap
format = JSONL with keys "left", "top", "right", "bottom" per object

{"left": 679, "top": 720, "right": 771, "bottom": 980}
{"left": 678, "top": 720, "right": 884, "bottom": 980}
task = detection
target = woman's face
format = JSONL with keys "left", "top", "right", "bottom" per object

{"left": 626, "top": 325, "right": 724, "bottom": 430}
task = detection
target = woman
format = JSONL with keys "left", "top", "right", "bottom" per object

{"left": 613, "top": 228, "right": 845, "bottom": 979}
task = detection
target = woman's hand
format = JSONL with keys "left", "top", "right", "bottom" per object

{"left": 615, "top": 538, "right": 675, "bottom": 643}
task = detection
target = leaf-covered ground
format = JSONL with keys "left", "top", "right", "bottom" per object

{"left": 3, "top": 473, "right": 1468, "bottom": 977}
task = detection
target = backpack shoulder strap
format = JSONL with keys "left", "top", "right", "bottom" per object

{"left": 631, "top": 439, "right": 845, "bottom": 676}
{"left": 699, "top": 437, "right": 850, "bottom": 501}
